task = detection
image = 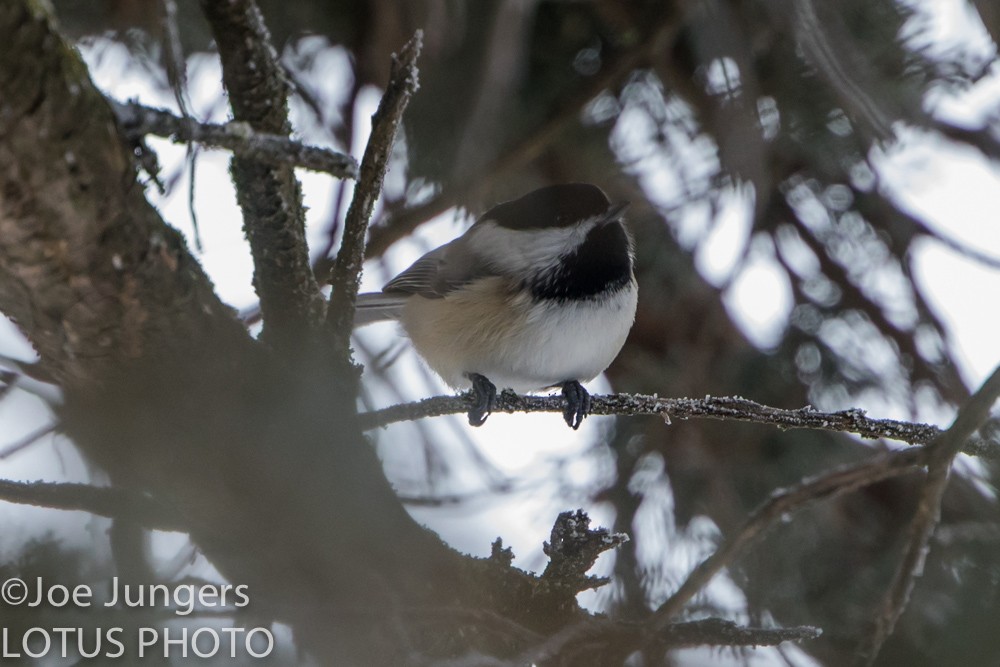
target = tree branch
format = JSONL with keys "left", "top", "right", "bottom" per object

{"left": 0, "top": 1, "right": 248, "bottom": 386}
{"left": 540, "top": 509, "right": 628, "bottom": 594}
{"left": 0, "top": 423, "right": 56, "bottom": 459}
{"left": 200, "top": 0, "right": 324, "bottom": 350}
{"left": 650, "top": 446, "right": 929, "bottom": 627}
{"left": 659, "top": 618, "right": 822, "bottom": 648}
{"left": 358, "top": 391, "right": 998, "bottom": 458}
{"left": 112, "top": 100, "right": 358, "bottom": 178}
{"left": 0, "top": 478, "right": 183, "bottom": 531}
{"left": 789, "top": 0, "right": 897, "bottom": 143}
{"left": 856, "top": 364, "right": 1000, "bottom": 665}
{"left": 513, "top": 616, "right": 820, "bottom": 665}
{"left": 326, "top": 31, "right": 422, "bottom": 358}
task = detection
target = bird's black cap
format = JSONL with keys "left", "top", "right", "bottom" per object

{"left": 481, "top": 183, "right": 614, "bottom": 230}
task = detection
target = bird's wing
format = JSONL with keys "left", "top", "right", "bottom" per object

{"left": 382, "top": 238, "right": 491, "bottom": 298}
{"left": 355, "top": 239, "right": 489, "bottom": 327}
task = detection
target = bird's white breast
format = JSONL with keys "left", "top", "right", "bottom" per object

{"left": 400, "top": 277, "right": 638, "bottom": 393}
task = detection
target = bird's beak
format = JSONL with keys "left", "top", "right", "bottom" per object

{"left": 598, "top": 201, "right": 629, "bottom": 225}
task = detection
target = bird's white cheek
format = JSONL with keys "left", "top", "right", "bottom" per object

{"left": 465, "top": 222, "right": 589, "bottom": 276}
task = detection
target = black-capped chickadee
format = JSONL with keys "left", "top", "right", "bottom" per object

{"left": 355, "top": 183, "right": 637, "bottom": 429}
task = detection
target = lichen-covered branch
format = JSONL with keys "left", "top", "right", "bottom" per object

{"left": 112, "top": 100, "right": 358, "bottom": 178}
{"left": 200, "top": 0, "right": 324, "bottom": 351}
{"left": 326, "top": 31, "right": 422, "bottom": 358}
{"left": 359, "top": 391, "right": 998, "bottom": 458}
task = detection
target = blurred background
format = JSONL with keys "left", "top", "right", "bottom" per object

{"left": 4, "top": 0, "right": 1000, "bottom": 664}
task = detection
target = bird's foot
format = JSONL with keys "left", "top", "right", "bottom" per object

{"left": 467, "top": 373, "right": 497, "bottom": 427}
{"left": 560, "top": 380, "right": 591, "bottom": 430}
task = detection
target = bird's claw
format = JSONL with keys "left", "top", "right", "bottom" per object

{"left": 468, "top": 373, "right": 497, "bottom": 427}
{"left": 561, "top": 380, "right": 591, "bottom": 430}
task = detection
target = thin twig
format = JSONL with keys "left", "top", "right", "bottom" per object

{"left": 357, "top": 392, "right": 998, "bottom": 458}
{"left": 314, "top": 79, "right": 363, "bottom": 268}
{"left": 0, "top": 423, "right": 57, "bottom": 459}
{"left": 112, "top": 100, "right": 358, "bottom": 178}
{"left": 0, "top": 369, "right": 18, "bottom": 402}
{"left": 187, "top": 146, "right": 203, "bottom": 251}
{"left": 326, "top": 31, "right": 422, "bottom": 357}
{"left": 159, "top": 0, "right": 190, "bottom": 118}
{"left": 856, "top": 364, "right": 1000, "bottom": 665}
{"left": 158, "top": 0, "right": 204, "bottom": 250}
{"left": 0, "top": 478, "right": 183, "bottom": 531}
{"left": 863, "top": 183, "right": 1000, "bottom": 271}
{"left": 792, "top": 0, "right": 896, "bottom": 142}
{"left": 649, "top": 447, "right": 929, "bottom": 628}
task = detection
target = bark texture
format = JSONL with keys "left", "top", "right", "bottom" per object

{"left": 0, "top": 2, "right": 244, "bottom": 388}
{"left": 200, "top": 0, "right": 325, "bottom": 352}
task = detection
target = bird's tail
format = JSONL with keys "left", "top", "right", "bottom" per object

{"left": 354, "top": 292, "right": 408, "bottom": 327}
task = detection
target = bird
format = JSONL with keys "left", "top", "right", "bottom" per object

{"left": 355, "top": 183, "right": 637, "bottom": 429}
